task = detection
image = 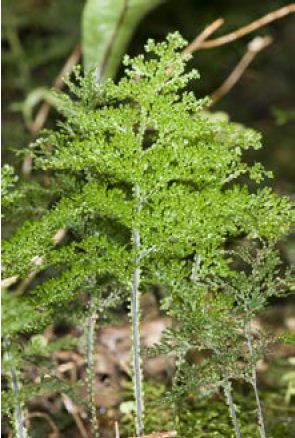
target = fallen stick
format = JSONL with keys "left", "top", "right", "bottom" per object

{"left": 1, "top": 228, "right": 67, "bottom": 291}
{"left": 22, "top": 44, "right": 81, "bottom": 177}
{"left": 183, "top": 18, "right": 224, "bottom": 54}
{"left": 210, "top": 35, "right": 272, "bottom": 105}
{"left": 198, "top": 4, "right": 295, "bottom": 49}
{"left": 28, "top": 412, "right": 59, "bottom": 437}
{"left": 129, "top": 432, "right": 177, "bottom": 438}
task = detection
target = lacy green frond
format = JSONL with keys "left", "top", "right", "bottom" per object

{"left": 2, "top": 32, "right": 293, "bottom": 436}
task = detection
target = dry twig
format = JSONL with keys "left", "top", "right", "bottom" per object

{"left": 1, "top": 229, "right": 67, "bottom": 291}
{"left": 183, "top": 18, "right": 224, "bottom": 54}
{"left": 197, "top": 4, "right": 295, "bottom": 50}
{"left": 12, "top": 228, "right": 67, "bottom": 294}
{"left": 30, "top": 44, "right": 81, "bottom": 135}
{"left": 17, "top": 47, "right": 81, "bottom": 287}
{"left": 115, "top": 421, "right": 121, "bottom": 438}
{"left": 1, "top": 275, "right": 19, "bottom": 289}
{"left": 180, "top": 5, "right": 294, "bottom": 105}
{"left": 129, "top": 432, "right": 177, "bottom": 438}
{"left": 22, "top": 44, "right": 81, "bottom": 176}
{"left": 62, "top": 393, "right": 88, "bottom": 438}
{"left": 28, "top": 412, "right": 59, "bottom": 438}
{"left": 210, "top": 35, "right": 272, "bottom": 104}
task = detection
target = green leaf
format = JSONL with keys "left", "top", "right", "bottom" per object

{"left": 82, "top": 0, "right": 164, "bottom": 79}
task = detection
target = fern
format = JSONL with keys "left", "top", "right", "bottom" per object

{"left": 2, "top": 33, "right": 293, "bottom": 435}
{"left": 156, "top": 241, "right": 292, "bottom": 436}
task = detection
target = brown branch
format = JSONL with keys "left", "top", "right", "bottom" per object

{"left": 62, "top": 393, "right": 88, "bottom": 438}
{"left": 12, "top": 49, "right": 81, "bottom": 286}
{"left": 164, "top": 19, "right": 223, "bottom": 75}
{"left": 183, "top": 18, "right": 224, "bottom": 54}
{"left": 115, "top": 421, "right": 120, "bottom": 438}
{"left": 210, "top": 35, "right": 272, "bottom": 105}
{"left": 1, "top": 228, "right": 67, "bottom": 292}
{"left": 129, "top": 432, "right": 177, "bottom": 438}
{"left": 180, "top": 4, "right": 294, "bottom": 107}
{"left": 198, "top": 4, "right": 295, "bottom": 49}
{"left": 29, "top": 44, "right": 81, "bottom": 135}
{"left": 28, "top": 412, "right": 59, "bottom": 437}
{"left": 1, "top": 275, "right": 19, "bottom": 289}
{"left": 22, "top": 44, "right": 81, "bottom": 176}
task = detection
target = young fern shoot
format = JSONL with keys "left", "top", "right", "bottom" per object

{"left": 220, "top": 243, "right": 291, "bottom": 437}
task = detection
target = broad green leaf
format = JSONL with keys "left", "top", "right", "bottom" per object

{"left": 82, "top": 0, "right": 164, "bottom": 79}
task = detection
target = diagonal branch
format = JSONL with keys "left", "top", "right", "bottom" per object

{"left": 62, "top": 393, "right": 88, "bottom": 438}
{"left": 180, "top": 5, "right": 293, "bottom": 105}
{"left": 210, "top": 35, "right": 272, "bottom": 105}
{"left": 198, "top": 4, "right": 295, "bottom": 50}
{"left": 1, "top": 228, "right": 67, "bottom": 292}
{"left": 22, "top": 44, "right": 81, "bottom": 176}
{"left": 29, "top": 44, "right": 81, "bottom": 136}
{"left": 129, "top": 432, "right": 177, "bottom": 438}
{"left": 183, "top": 18, "right": 224, "bottom": 54}
{"left": 27, "top": 413, "right": 59, "bottom": 437}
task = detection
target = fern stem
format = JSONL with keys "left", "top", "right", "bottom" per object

{"left": 86, "top": 296, "right": 99, "bottom": 438}
{"left": 223, "top": 380, "right": 242, "bottom": 438}
{"left": 245, "top": 323, "right": 267, "bottom": 438}
{"left": 131, "top": 184, "right": 144, "bottom": 436}
{"left": 172, "top": 350, "right": 185, "bottom": 431}
{"left": 131, "top": 230, "right": 144, "bottom": 435}
{"left": 4, "top": 336, "right": 28, "bottom": 438}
